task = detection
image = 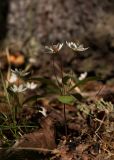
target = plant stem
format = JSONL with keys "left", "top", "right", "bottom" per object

{"left": 0, "top": 70, "right": 13, "bottom": 118}
{"left": 52, "top": 54, "right": 68, "bottom": 137}
{"left": 58, "top": 54, "right": 68, "bottom": 137}
{"left": 63, "top": 103, "right": 67, "bottom": 137}
{"left": 52, "top": 56, "right": 62, "bottom": 94}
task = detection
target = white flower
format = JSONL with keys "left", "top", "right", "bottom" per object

{"left": 26, "top": 82, "right": 37, "bottom": 90}
{"left": 66, "top": 41, "right": 88, "bottom": 52}
{"left": 39, "top": 107, "right": 47, "bottom": 117}
{"left": 45, "top": 43, "right": 63, "bottom": 54}
{"left": 8, "top": 73, "right": 18, "bottom": 83}
{"left": 10, "top": 84, "right": 27, "bottom": 93}
{"left": 78, "top": 72, "right": 87, "bottom": 81}
{"left": 11, "top": 68, "right": 30, "bottom": 77}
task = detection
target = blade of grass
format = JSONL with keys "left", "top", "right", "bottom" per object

{"left": 0, "top": 70, "right": 12, "bottom": 113}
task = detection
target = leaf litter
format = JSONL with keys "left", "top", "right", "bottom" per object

{"left": 0, "top": 43, "right": 114, "bottom": 160}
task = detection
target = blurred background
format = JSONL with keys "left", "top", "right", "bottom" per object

{"left": 1, "top": 0, "right": 114, "bottom": 82}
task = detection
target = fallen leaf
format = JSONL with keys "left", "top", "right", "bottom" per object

{"left": 12, "top": 117, "right": 56, "bottom": 151}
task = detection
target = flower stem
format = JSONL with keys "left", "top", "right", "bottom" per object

{"left": 63, "top": 103, "right": 67, "bottom": 137}
{"left": 52, "top": 56, "right": 62, "bottom": 94}
{"left": 52, "top": 54, "right": 68, "bottom": 137}
{"left": 58, "top": 54, "right": 68, "bottom": 137}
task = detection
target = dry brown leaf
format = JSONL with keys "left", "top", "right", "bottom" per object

{"left": 12, "top": 117, "right": 56, "bottom": 151}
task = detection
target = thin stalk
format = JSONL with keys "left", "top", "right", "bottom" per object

{"left": 6, "top": 48, "right": 11, "bottom": 88}
{"left": 58, "top": 54, "right": 68, "bottom": 137}
{"left": 59, "top": 57, "right": 65, "bottom": 93}
{"left": 0, "top": 125, "right": 38, "bottom": 129}
{"left": 0, "top": 70, "right": 12, "bottom": 114}
{"left": 17, "top": 93, "right": 22, "bottom": 109}
{"left": 63, "top": 103, "right": 67, "bottom": 136}
{"left": 0, "top": 70, "right": 18, "bottom": 135}
{"left": 68, "top": 83, "right": 77, "bottom": 93}
{"left": 51, "top": 54, "right": 68, "bottom": 137}
{"left": 52, "top": 56, "right": 62, "bottom": 94}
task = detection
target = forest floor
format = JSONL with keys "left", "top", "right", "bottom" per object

{"left": 0, "top": 43, "right": 114, "bottom": 160}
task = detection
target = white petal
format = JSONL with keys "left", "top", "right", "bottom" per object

{"left": 26, "top": 82, "right": 37, "bottom": 90}
{"left": 78, "top": 72, "right": 87, "bottom": 81}
{"left": 45, "top": 46, "right": 54, "bottom": 52}
{"left": 39, "top": 107, "right": 47, "bottom": 117}
{"left": 58, "top": 43, "right": 63, "bottom": 50}
{"left": 8, "top": 73, "right": 18, "bottom": 83}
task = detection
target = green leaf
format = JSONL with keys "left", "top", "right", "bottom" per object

{"left": 22, "top": 95, "right": 43, "bottom": 105}
{"left": 29, "top": 77, "right": 57, "bottom": 86}
{"left": 69, "top": 76, "right": 100, "bottom": 92}
{"left": 77, "top": 76, "right": 99, "bottom": 86}
{"left": 29, "top": 77, "right": 61, "bottom": 94}
{"left": 46, "top": 85, "right": 61, "bottom": 94}
{"left": 57, "top": 95, "right": 76, "bottom": 104}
